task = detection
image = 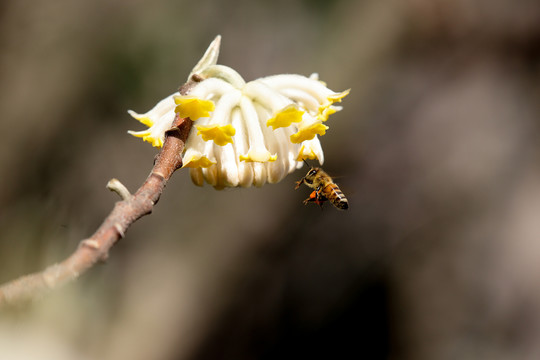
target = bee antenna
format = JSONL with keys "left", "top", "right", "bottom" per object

{"left": 303, "top": 159, "right": 311, "bottom": 168}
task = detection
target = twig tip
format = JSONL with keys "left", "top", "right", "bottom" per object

{"left": 107, "top": 178, "right": 132, "bottom": 200}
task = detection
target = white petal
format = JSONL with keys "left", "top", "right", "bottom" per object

{"left": 128, "top": 92, "right": 179, "bottom": 125}
{"left": 277, "top": 88, "right": 320, "bottom": 114}
{"left": 299, "top": 137, "right": 325, "bottom": 165}
{"left": 231, "top": 107, "right": 253, "bottom": 187}
{"left": 201, "top": 140, "right": 217, "bottom": 186}
{"left": 213, "top": 140, "right": 239, "bottom": 187}
{"left": 311, "top": 137, "right": 324, "bottom": 165}
{"left": 298, "top": 112, "right": 322, "bottom": 131}
{"left": 254, "top": 104, "right": 286, "bottom": 184}
{"left": 207, "top": 89, "right": 241, "bottom": 126}
{"left": 259, "top": 74, "right": 333, "bottom": 104}
{"left": 200, "top": 65, "right": 246, "bottom": 89}
{"left": 183, "top": 116, "right": 211, "bottom": 156}
{"left": 243, "top": 81, "right": 291, "bottom": 114}
{"left": 189, "top": 78, "right": 237, "bottom": 99}
{"left": 239, "top": 95, "right": 275, "bottom": 161}
{"left": 189, "top": 35, "right": 221, "bottom": 79}
{"left": 252, "top": 162, "right": 267, "bottom": 187}
{"left": 190, "top": 168, "right": 204, "bottom": 186}
{"left": 282, "top": 125, "right": 301, "bottom": 173}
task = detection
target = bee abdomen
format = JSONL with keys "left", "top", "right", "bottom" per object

{"left": 334, "top": 192, "right": 349, "bottom": 210}
{"left": 324, "top": 184, "right": 349, "bottom": 210}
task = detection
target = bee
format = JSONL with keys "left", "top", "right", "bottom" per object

{"left": 295, "top": 164, "right": 349, "bottom": 210}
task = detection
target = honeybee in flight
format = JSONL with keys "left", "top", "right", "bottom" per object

{"left": 295, "top": 164, "right": 349, "bottom": 210}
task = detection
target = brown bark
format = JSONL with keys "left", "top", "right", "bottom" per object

{"left": 0, "top": 109, "right": 193, "bottom": 307}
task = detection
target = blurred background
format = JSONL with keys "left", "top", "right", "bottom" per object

{"left": 1, "top": 0, "right": 540, "bottom": 359}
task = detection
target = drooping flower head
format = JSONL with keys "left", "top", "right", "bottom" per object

{"left": 128, "top": 36, "right": 349, "bottom": 189}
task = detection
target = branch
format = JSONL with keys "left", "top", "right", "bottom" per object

{"left": 0, "top": 110, "right": 193, "bottom": 307}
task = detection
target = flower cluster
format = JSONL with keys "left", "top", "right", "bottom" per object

{"left": 128, "top": 36, "right": 349, "bottom": 189}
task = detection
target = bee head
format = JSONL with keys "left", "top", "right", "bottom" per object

{"left": 303, "top": 167, "right": 321, "bottom": 185}
{"left": 297, "top": 160, "right": 322, "bottom": 189}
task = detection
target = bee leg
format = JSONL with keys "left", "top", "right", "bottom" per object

{"left": 315, "top": 191, "right": 326, "bottom": 208}
{"left": 303, "top": 191, "right": 327, "bottom": 208}
{"left": 295, "top": 178, "right": 305, "bottom": 190}
{"left": 303, "top": 190, "right": 319, "bottom": 205}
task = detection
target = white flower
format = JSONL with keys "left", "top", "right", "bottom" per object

{"left": 128, "top": 36, "right": 349, "bottom": 189}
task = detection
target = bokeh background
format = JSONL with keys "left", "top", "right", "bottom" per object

{"left": 1, "top": 0, "right": 540, "bottom": 359}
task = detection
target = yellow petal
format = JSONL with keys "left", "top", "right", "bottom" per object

{"left": 266, "top": 105, "right": 304, "bottom": 130}
{"left": 327, "top": 88, "right": 350, "bottom": 103}
{"left": 296, "top": 144, "right": 319, "bottom": 161}
{"left": 174, "top": 96, "right": 215, "bottom": 120}
{"left": 317, "top": 106, "right": 337, "bottom": 121}
{"left": 128, "top": 130, "right": 163, "bottom": 148}
{"left": 239, "top": 149, "right": 277, "bottom": 162}
{"left": 196, "top": 124, "right": 236, "bottom": 146}
{"left": 128, "top": 110, "right": 153, "bottom": 127}
{"left": 182, "top": 154, "right": 216, "bottom": 168}
{"left": 290, "top": 123, "right": 329, "bottom": 143}
{"left": 147, "top": 136, "right": 164, "bottom": 148}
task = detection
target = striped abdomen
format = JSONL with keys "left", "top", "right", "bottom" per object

{"left": 321, "top": 183, "right": 349, "bottom": 210}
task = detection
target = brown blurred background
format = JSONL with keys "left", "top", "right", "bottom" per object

{"left": 1, "top": 0, "right": 540, "bottom": 359}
